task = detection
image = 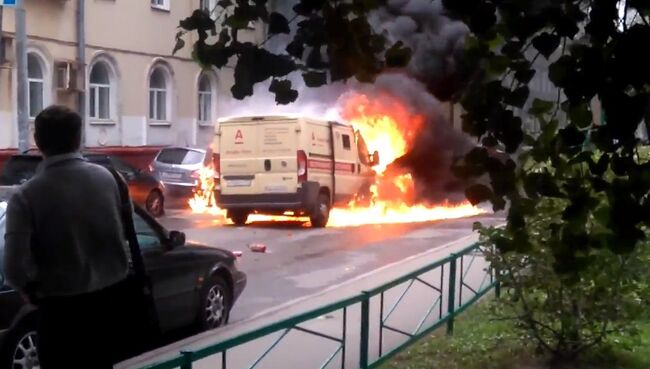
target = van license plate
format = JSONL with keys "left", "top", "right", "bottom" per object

{"left": 227, "top": 179, "right": 251, "bottom": 187}
{"left": 264, "top": 185, "right": 287, "bottom": 193}
{"left": 162, "top": 172, "right": 182, "bottom": 180}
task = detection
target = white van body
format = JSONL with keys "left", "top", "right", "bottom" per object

{"left": 211, "top": 115, "right": 378, "bottom": 227}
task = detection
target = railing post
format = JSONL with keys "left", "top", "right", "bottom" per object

{"left": 493, "top": 245, "right": 501, "bottom": 299}
{"left": 494, "top": 265, "right": 501, "bottom": 299}
{"left": 180, "top": 350, "right": 193, "bottom": 369}
{"left": 359, "top": 292, "right": 370, "bottom": 369}
{"left": 446, "top": 254, "right": 457, "bottom": 336}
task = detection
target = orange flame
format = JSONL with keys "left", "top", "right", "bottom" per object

{"left": 189, "top": 93, "right": 484, "bottom": 226}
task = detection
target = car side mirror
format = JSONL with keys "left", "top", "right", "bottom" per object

{"left": 168, "top": 230, "right": 186, "bottom": 248}
{"left": 370, "top": 151, "right": 380, "bottom": 166}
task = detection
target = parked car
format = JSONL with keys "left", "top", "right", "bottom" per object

{"left": 0, "top": 153, "right": 166, "bottom": 217}
{"left": 149, "top": 147, "right": 207, "bottom": 198}
{"left": 0, "top": 201, "right": 246, "bottom": 369}
{"left": 85, "top": 153, "right": 166, "bottom": 217}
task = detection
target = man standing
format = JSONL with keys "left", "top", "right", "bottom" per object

{"left": 3, "top": 105, "right": 131, "bottom": 368}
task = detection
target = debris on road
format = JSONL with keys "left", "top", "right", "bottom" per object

{"left": 248, "top": 243, "right": 267, "bottom": 253}
{"left": 233, "top": 251, "right": 243, "bottom": 257}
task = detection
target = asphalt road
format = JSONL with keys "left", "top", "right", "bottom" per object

{"left": 124, "top": 208, "right": 505, "bottom": 369}
{"left": 159, "top": 208, "right": 505, "bottom": 323}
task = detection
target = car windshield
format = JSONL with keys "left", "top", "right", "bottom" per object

{"left": 156, "top": 148, "right": 204, "bottom": 165}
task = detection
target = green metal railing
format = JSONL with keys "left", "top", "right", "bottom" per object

{"left": 138, "top": 243, "right": 498, "bottom": 369}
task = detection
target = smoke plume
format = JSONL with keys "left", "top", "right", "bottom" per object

{"left": 219, "top": 0, "right": 471, "bottom": 203}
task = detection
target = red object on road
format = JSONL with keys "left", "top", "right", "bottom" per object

{"left": 248, "top": 243, "right": 267, "bottom": 253}
{"left": 233, "top": 251, "right": 243, "bottom": 257}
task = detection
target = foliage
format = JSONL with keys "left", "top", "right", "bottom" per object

{"left": 380, "top": 300, "right": 650, "bottom": 369}
{"left": 479, "top": 207, "right": 650, "bottom": 361}
{"left": 174, "top": 0, "right": 409, "bottom": 104}
{"left": 444, "top": 0, "right": 650, "bottom": 359}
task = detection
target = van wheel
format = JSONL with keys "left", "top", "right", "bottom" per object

{"left": 310, "top": 193, "right": 330, "bottom": 228}
{"left": 229, "top": 210, "right": 249, "bottom": 226}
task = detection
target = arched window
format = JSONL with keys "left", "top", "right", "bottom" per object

{"left": 149, "top": 66, "right": 169, "bottom": 121}
{"left": 198, "top": 74, "right": 213, "bottom": 123}
{"left": 89, "top": 62, "right": 112, "bottom": 120}
{"left": 27, "top": 53, "right": 45, "bottom": 118}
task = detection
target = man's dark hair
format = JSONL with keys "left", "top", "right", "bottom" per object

{"left": 34, "top": 105, "right": 82, "bottom": 156}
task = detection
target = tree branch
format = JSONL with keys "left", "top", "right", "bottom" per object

{"left": 501, "top": 258, "right": 556, "bottom": 354}
{"left": 550, "top": 38, "right": 567, "bottom": 120}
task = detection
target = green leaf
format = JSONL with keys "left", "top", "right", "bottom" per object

{"left": 549, "top": 55, "right": 572, "bottom": 87}
{"left": 179, "top": 10, "right": 215, "bottom": 33}
{"left": 568, "top": 103, "right": 593, "bottom": 128}
{"left": 487, "top": 54, "right": 510, "bottom": 75}
{"left": 528, "top": 98, "right": 555, "bottom": 117}
{"left": 269, "top": 79, "right": 298, "bottom": 105}
{"left": 532, "top": 32, "right": 561, "bottom": 58}
{"left": 268, "top": 12, "right": 290, "bottom": 35}
{"left": 465, "top": 184, "right": 494, "bottom": 205}
{"left": 217, "top": 0, "right": 233, "bottom": 7}
{"left": 541, "top": 119, "right": 559, "bottom": 146}
{"left": 225, "top": 15, "right": 249, "bottom": 29}
{"left": 514, "top": 68, "right": 536, "bottom": 84}
{"left": 385, "top": 41, "right": 412, "bottom": 67}
{"left": 286, "top": 40, "right": 305, "bottom": 59}
{"left": 302, "top": 71, "right": 327, "bottom": 87}
{"left": 172, "top": 37, "right": 185, "bottom": 55}
{"left": 505, "top": 86, "right": 530, "bottom": 108}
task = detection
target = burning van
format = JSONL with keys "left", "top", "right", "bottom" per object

{"left": 211, "top": 115, "right": 380, "bottom": 227}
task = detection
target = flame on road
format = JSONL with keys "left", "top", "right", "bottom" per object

{"left": 189, "top": 93, "right": 484, "bottom": 226}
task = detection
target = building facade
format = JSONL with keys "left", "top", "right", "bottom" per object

{"left": 0, "top": 0, "right": 264, "bottom": 160}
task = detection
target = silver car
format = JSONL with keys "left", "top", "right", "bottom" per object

{"left": 150, "top": 147, "right": 207, "bottom": 198}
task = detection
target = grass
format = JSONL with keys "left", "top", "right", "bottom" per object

{"left": 379, "top": 301, "right": 650, "bottom": 369}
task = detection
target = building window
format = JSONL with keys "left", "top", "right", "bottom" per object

{"left": 27, "top": 53, "right": 45, "bottom": 118}
{"left": 149, "top": 67, "right": 169, "bottom": 121}
{"left": 89, "top": 62, "right": 112, "bottom": 120}
{"left": 150, "top": 0, "right": 170, "bottom": 11}
{"left": 198, "top": 74, "right": 212, "bottom": 123}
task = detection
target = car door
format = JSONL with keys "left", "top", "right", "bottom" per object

{"left": 132, "top": 212, "right": 201, "bottom": 332}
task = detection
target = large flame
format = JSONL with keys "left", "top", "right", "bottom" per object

{"left": 188, "top": 93, "right": 484, "bottom": 226}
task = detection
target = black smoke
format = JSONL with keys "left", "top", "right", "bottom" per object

{"left": 369, "top": 0, "right": 470, "bottom": 101}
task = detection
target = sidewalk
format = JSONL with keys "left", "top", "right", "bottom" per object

{"left": 118, "top": 231, "right": 490, "bottom": 369}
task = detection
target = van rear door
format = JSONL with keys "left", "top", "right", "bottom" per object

{"left": 219, "top": 119, "right": 298, "bottom": 195}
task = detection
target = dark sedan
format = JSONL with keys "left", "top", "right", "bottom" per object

{"left": 0, "top": 153, "right": 166, "bottom": 217}
{"left": 0, "top": 202, "right": 247, "bottom": 369}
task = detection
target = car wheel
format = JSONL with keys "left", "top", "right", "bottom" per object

{"left": 228, "top": 210, "right": 249, "bottom": 226}
{"left": 1, "top": 326, "right": 39, "bottom": 369}
{"left": 310, "top": 192, "right": 330, "bottom": 228}
{"left": 198, "top": 275, "right": 232, "bottom": 331}
{"left": 145, "top": 190, "right": 165, "bottom": 217}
